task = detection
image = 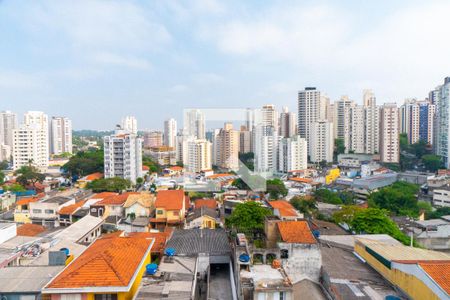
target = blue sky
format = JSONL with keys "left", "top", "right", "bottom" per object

{"left": 0, "top": 0, "right": 449, "bottom": 130}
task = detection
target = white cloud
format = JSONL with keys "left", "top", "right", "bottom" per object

{"left": 91, "top": 52, "right": 151, "bottom": 70}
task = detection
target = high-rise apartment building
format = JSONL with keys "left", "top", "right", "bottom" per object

{"left": 239, "top": 126, "right": 252, "bottom": 154}
{"left": 13, "top": 111, "right": 49, "bottom": 171}
{"left": 298, "top": 87, "right": 320, "bottom": 153}
{"left": 104, "top": 127, "right": 143, "bottom": 183}
{"left": 261, "top": 104, "right": 278, "bottom": 130}
{"left": 380, "top": 103, "right": 400, "bottom": 163}
{"left": 279, "top": 107, "right": 296, "bottom": 138}
{"left": 434, "top": 77, "right": 450, "bottom": 167}
{"left": 364, "top": 90, "right": 380, "bottom": 154}
{"left": 0, "top": 111, "right": 18, "bottom": 149}
{"left": 184, "top": 109, "right": 205, "bottom": 140}
{"left": 182, "top": 138, "right": 212, "bottom": 173}
{"left": 335, "top": 96, "right": 354, "bottom": 144}
{"left": 254, "top": 125, "right": 278, "bottom": 177}
{"left": 50, "top": 117, "right": 72, "bottom": 155}
{"left": 310, "top": 121, "right": 334, "bottom": 163}
{"left": 213, "top": 123, "right": 239, "bottom": 170}
{"left": 278, "top": 135, "right": 307, "bottom": 173}
{"left": 400, "top": 99, "right": 435, "bottom": 144}
{"left": 164, "top": 118, "right": 177, "bottom": 148}
{"left": 121, "top": 116, "right": 138, "bottom": 134}
{"left": 143, "top": 131, "right": 163, "bottom": 148}
{"left": 348, "top": 105, "right": 365, "bottom": 154}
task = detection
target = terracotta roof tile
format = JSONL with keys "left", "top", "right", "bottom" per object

{"left": 289, "top": 177, "right": 313, "bottom": 183}
{"left": 419, "top": 261, "right": 450, "bottom": 295}
{"left": 89, "top": 192, "right": 118, "bottom": 200}
{"left": 16, "top": 224, "right": 46, "bottom": 237}
{"left": 97, "top": 192, "right": 139, "bottom": 206}
{"left": 46, "top": 234, "right": 153, "bottom": 289}
{"left": 194, "top": 199, "right": 217, "bottom": 210}
{"left": 59, "top": 200, "right": 86, "bottom": 215}
{"left": 16, "top": 196, "right": 41, "bottom": 206}
{"left": 277, "top": 221, "right": 317, "bottom": 244}
{"left": 155, "top": 190, "right": 185, "bottom": 210}
{"left": 127, "top": 231, "right": 170, "bottom": 254}
{"left": 268, "top": 200, "right": 298, "bottom": 217}
{"left": 85, "top": 172, "right": 103, "bottom": 181}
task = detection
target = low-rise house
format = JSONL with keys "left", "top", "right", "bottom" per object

{"left": 0, "top": 266, "right": 64, "bottom": 300}
{"left": 90, "top": 192, "right": 138, "bottom": 221}
{"left": 355, "top": 238, "right": 450, "bottom": 300}
{"left": 30, "top": 196, "right": 75, "bottom": 227}
{"left": 42, "top": 233, "right": 155, "bottom": 300}
{"left": 54, "top": 215, "right": 104, "bottom": 245}
{"left": 0, "top": 191, "right": 16, "bottom": 211}
{"left": 267, "top": 200, "right": 303, "bottom": 220}
{"left": 76, "top": 172, "right": 103, "bottom": 188}
{"left": 185, "top": 207, "right": 218, "bottom": 229}
{"left": 433, "top": 187, "right": 450, "bottom": 207}
{"left": 13, "top": 195, "right": 43, "bottom": 224}
{"left": 150, "top": 190, "right": 186, "bottom": 229}
{"left": 58, "top": 200, "right": 88, "bottom": 226}
{"left": 123, "top": 193, "right": 155, "bottom": 218}
{"left": 413, "top": 219, "right": 450, "bottom": 251}
{"left": 194, "top": 198, "right": 217, "bottom": 210}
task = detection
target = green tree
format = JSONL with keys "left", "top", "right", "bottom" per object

{"left": 142, "top": 156, "right": 162, "bottom": 173}
{"left": 368, "top": 181, "right": 420, "bottom": 217}
{"left": 426, "top": 207, "right": 450, "bottom": 219}
{"left": 87, "top": 177, "right": 131, "bottom": 192}
{"left": 232, "top": 178, "right": 249, "bottom": 190}
{"left": 290, "top": 196, "right": 317, "bottom": 217}
{"left": 399, "top": 133, "right": 409, "bottom": 152}
{"left": 334, "top": 138, "right": 345, "bottom": 161}
{"left": 332, "top": 205, "right": 364, "bottom": 231}
{"left": 14, "top": 166, "right": 45, "bottom": 189}
{"left": 4, "top": 183, "right": 26, "bottom": 193}
{"left": 136, "top": 177, "right": 144, "bottom": 185}
{"left": 422, "top": 154, "right": 443, "bottom": 172}
{"left": 62, "top": 150, "right": 104, "bottom": 177}
{"left": 239, "top": 152, "right": 254, "bottom": 171}
{"left": 0, "top": 171, "right": 5, "bottom": 185}
{"left": 225, "top": 201, "right": 271, "bottom": 230}
{"left": 350, "top": 208, "right": 412, "bottom": 245}
{"left": 411, "top": 140, "right": 428, "bottom": 159}
{"left": 266, "top": 179, "right": 288, "bottom": 199}
{"left": 314, "top": 189, "right": 342, "bottom": 205}
{"left": 0, "top": 160, "right": 9, "bottom": 170}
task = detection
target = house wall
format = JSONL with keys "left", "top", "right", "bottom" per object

{"left": 125, "top": 203, "right": 150, "bottom": 217}
{"left": 354, "top": 242, "right": 442, "bottom": 300}
{"left": 186, "top": 216, "right": 216, "bottom": 229}
{"left": 278, "top": 242, "right": 321, "bottom": 283}
{"left": 14, "top": 207, "right": 32, "bottom": 224}
{"left": 0, "top": 223, "right": 16, "bottom": 244}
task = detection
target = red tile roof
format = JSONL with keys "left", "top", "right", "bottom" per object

{"left": 85, "top": 172, "right": 103, "bottom": 181}
{"left": 194, "top": 199, "right": 217, "bottom": 210}
{"left": 155, "top": 190, "right": 185, "bottom": 210}
{"left": 169, "top": 166, "right": 183, "bottom": 171}
{"left": 277, "top": 221, "right": 317, "bottom": 244}
{"left": 419, "top": 261, "right": 450, "bottom": 294}
{"left": 289, "top": 177, "right": 313, "bottom": 183}
{"left": 206, "top": 173, "right": 232, "bottom": 179}
{"left": 16, "top": 196, "right": 41, "bottom": 206}
{"left": 268, "top": 200, "right": 298, "bottom": 217}
{"left": 90, "top": 192, "right": 118, "bottom": 200}
{"left": 59, "top": 200, "right": 86, "bottom": 215}
{"left": 127, "top": 231, "right": 171, "bottom": 254}
{"left": 16, "top": 224, "right": 46, "bottom": 237}
{"left": 97, "top": 192, "right": 139, "bottom": 206}
{"left": 142, "top": 165, "right": 150, "bottom": 171}
{"left": 46, "top": 234, "right": 153, "bottom": 289}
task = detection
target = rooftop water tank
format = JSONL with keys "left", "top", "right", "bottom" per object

{"left": 313, "top": 230, "right": 320, "bottom": 238}
{"left": 59, "top": 248, "right": 70, "bottom": 257}
{"left": 239, "top": 253, "right": 250, "bottom": 263}
{"left": 146, "top": 263, "right": 158, "bottom": 275}
{"left": 165, "top": 248, "right": 176, "bottom": 257}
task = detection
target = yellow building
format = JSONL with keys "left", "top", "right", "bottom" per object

{"left": 325, "top": 168, "right": 340, "bottom": 184}
{"left": 150, "top": 190, "right": 186, "bottom": 229}
{"left": 355, "top": 238, "right": 450, "bottom": 300}
{"left": 186, "top": 207, "right": 218, "bottom": 229}
{"left": 42, "top": 233, "right": 154, "bottom": 300}
{"left": 13, "top": 197, "right": 41, "bottom": 224}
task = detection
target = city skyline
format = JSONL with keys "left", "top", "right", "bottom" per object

{"left": 1, "top": 0, "right": 449, "bottom": 129}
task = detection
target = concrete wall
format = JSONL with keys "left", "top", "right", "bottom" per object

{"left": 0, "top": 223, "right": 16, "bottom": 244}
{"left": 278, "top": 242, "right": 321, "bottom": 283}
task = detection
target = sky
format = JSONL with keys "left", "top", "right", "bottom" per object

{"left": 0, "top": 0, "right": 450, "bottom": 130}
